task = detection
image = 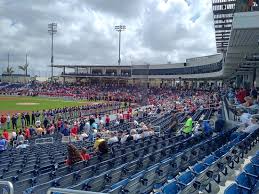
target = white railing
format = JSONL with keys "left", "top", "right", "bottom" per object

{"left": 46, "top": 187, "right": 106, "bottom": 194}
{"left": 35, "top": 137, "right": 54, "bottom": 145}
{"left": 0, "top": 181, "right": 14, "bottom": 194}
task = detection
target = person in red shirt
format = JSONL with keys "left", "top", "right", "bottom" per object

{"left": 1, "top": 115, "right": 7, "bottom": 128}
{"left": 236, "top": 88, "right": 247, "bottom": 103}
{"left": 2, "top": 129, "right": 9, "bottom": 141}
{"left": 71, "top": 124, "right": 78, "bottom": 137}
{"left": 80, "top": 147, "right": 91, "bottom": 161}
{"left": 128, "top": 107, "right": 132, "bottom": 114}
{"left": 105, "top": 115, "right": 110, "bottom": 127}
{"left": 25, "top": 127, "right": 31, "bottom": 139}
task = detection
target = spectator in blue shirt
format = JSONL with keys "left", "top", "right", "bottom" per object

{"left": 62, "top": 127, "right": 70, "bottom": 136}
{"left": 0, "top": 136, "right": 7, "bottom": 152}
{"left": 203, "top": 120, "right": 213, "bottom": 135}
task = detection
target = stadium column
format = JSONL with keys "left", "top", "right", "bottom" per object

{"left": 101, "top": 67, "right": 105, "bottom": 75}
{"left": 247, "top": 72, "right": 254, "bottom": 88}
{"left": 172, "top": 79, "right": 176, "bottom": 88}
{"left": 63, "top": 66, "right": 66, "bottom": 84}
{"left": 103, "top": 67, "right": 106, "bottom": 75}
{"left": 117, "top": 68, "right": 121, "bottom": 76}
{"left": 256, "top": 68, "right": 259, "bottom": 88}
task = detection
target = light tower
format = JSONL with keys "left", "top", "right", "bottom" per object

{"left": 48, "top": 23, "right": 57, "bottom": 81}
{"left": 115, "top": 25, "right": 126, "bottom": 65}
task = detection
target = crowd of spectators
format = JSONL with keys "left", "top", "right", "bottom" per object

{"left": 1, "top": 82, "right": 258, "bottom": 167}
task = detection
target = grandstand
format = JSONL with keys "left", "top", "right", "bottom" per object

{"left": 0, "top": 0, "right": 259, "bottom": 194}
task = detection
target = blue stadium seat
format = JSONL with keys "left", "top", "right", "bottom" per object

{"left": 176, "top": 170, "right": 198, "bottom": 194}
{"left": 108, "top": 179, "right": 129, "bottom": 194}
{"left": 138, "top": 154, "right": 152, "bottom": 170}
{"left": 235, "top": 172, "right": 256, "bottom": 193}
{"left": 250, "top": 156, "right": 259, "bottom": 166}
{"left": 122, "top": 160, "right": 139, "bottom": 178}
{"left": 106, "top": 164, "right": 127, "bottom": 186}
{"left": 84, "top": 173, "right": 109, "bottom": 192}
{"left": 76, "top": 165, "right": 97, "bottom": 182}
{"left": 202, "top": 154, "right": 221, "bottom": 183}
{"left": 168, "top": 152, "right": 183, "bottom": 179}
{"left": 161, "top": 180, "right": 180, "bottom": 194}
{"left": 149, "top": 150, "right": 162, "bottom": 165}
{"left": 140, "top": 164, "right": 159, "bottom": 193}
{"left": 54, "top": 171, "right": 77, "bottom": 188}
{"left": 224, "top": 183, "right": 240, "bottom": 194}
{"left": 121, "top": 171, "right": 145, "bottom": 194}
{"left": 189, "top": 162, "right": 212, "bottom": 192}
{"left": 244, "top": 163, "right": 259, "bottom": 179}
{"left": 154, "top": 158, "right": 172, "bottom": 189}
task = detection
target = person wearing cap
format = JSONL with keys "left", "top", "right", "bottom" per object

{"left": 182, "top": 114, "right": 193, "bottom": 136}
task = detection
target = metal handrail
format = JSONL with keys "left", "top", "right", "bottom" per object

{"left": 0, "top": 181, "right": 14, "bottom": 194}
{"left": 35, "top": 137, "right": 54, "bottom": 145}
{"left": 46, "top": 187, "right": 106, "bottom": 194}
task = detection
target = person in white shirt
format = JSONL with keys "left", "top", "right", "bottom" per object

{"left": 131, "top": 129, "right": 141, "bottom": 140}
{"left": 114, "top": 120, "right": 120, "bottom": 126}
{"left": 120, "top": 134, "right": 128, "bottom": 144}
{"left": 241, "top": 117, "right": 259, "bottom": 134}
{"left": 142, "top": 126, "right": 150, "bottom": 138}
{"left": 35, "top": 119, "right": 41, "bottom": 128}
{"left": 11, "top": 131, "right": 17, "bottom": 141}
{"left": 7, "top": 114, "right": 11, "bottom": 129}
{"left": 108, "top": 132, "right": 119, "bottom": 144}
{"left": 240, "top": 112, "right": 252, "bottom": 124}
{"left": 193, "top": 121, "right": 202, "bottom": 136}
{"left": 16, "top": 142, "right": 29, "bottom": 149}
{"left": 79, "top": 131, "right": 88, "bottom": 141}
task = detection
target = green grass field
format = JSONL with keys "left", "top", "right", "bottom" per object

{"left": 0, "top": 96, "right": 92, "bottom": 113}
{"left": 0, "top": 96, "right": 100, "bottom": 133}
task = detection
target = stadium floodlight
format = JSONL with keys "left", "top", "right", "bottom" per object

{"left": 115, "top": 25, "right": 126, "bottom": 65}
{"left": 48, "top": 23, "right": 57, "bottom": 81}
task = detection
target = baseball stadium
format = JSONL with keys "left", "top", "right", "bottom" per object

{"left": 0, "top": 0, "right": 259, "bottom": 194}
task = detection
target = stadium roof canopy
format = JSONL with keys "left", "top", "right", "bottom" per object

{"left": 224, "top": 11, "right": 259, "bottom": 75}
{"left": 52, "top": 64, "right": 131, "bottom": 68}
{"left": 212, "top": 0, "right": 259, "bottom": 77}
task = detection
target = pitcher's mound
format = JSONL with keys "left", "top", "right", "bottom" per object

{"left": 16, "top": 103, "right": 40, "bottom": 106}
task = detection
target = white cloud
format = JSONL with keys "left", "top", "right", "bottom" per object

{"left": 0, "top": 0, "right": 216, "bottom": 76}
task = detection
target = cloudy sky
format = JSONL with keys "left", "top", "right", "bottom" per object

{"left": 0, "top": 0, "right": 216, "bottom": 76}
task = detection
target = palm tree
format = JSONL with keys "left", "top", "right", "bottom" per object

{"left": 18, "top": 64, "right": 29, "bottom": 76}
{"left": 5, "top": 66, "right": 14, "bottom": 76}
